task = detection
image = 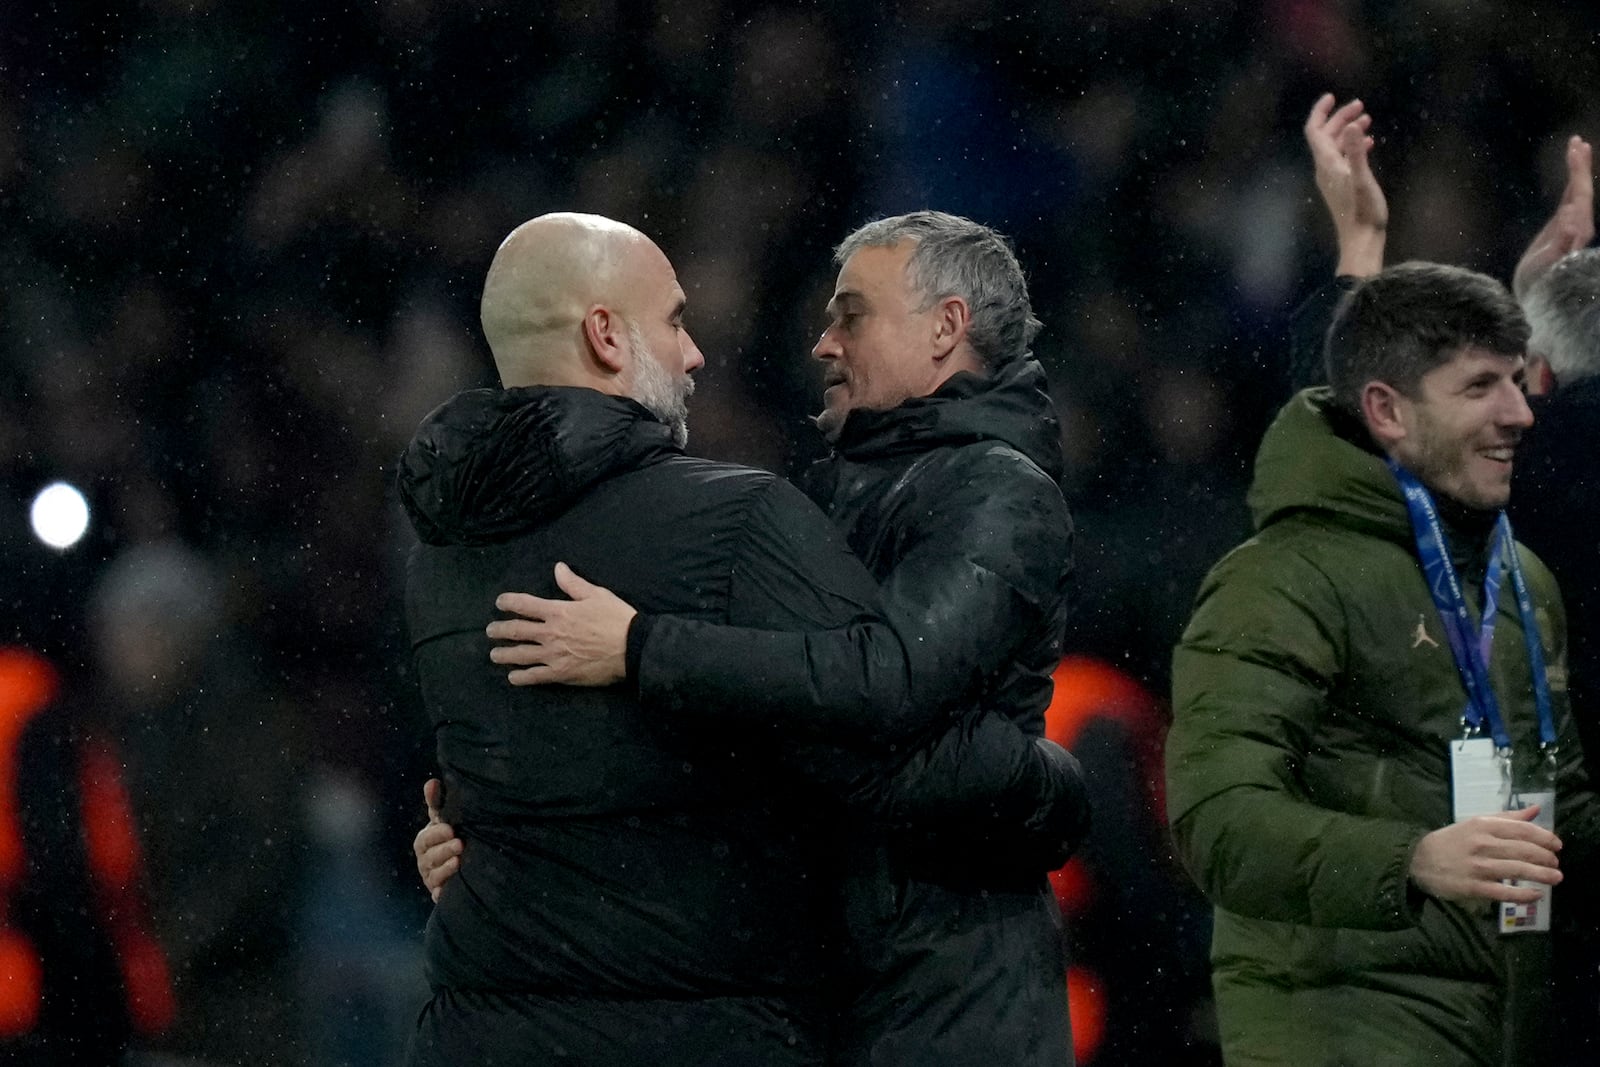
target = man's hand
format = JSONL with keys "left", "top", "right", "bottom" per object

{"left": 1512, "top": 134, "right": 1594, "bottom": 299}
{"left": 1304, "top": 92, "right": 1388, "bottom": 278}
{"left": 413, "top": 778, "right": 462, "bottom": 904}
{"left": 487, "top": 562, "right": 637, "bottom": 686}
{"left": 1408, "top": 805, "right": 1563, "bottom": 905}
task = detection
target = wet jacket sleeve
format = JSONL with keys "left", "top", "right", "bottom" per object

{"left": 622, "top": 476, "right": 919, "bottom": 746}
{"left": 847, "top": 451, "right": 1082, "bottom": 863}
{"left": 1288, "top": 276, "right": 1358, "bottom": 392}
{"left": 1167, "top": 544, "right": 1427, "bottom": 930}
{"left": 850, "top": 718, "right": 1091, "bottom": 871}
{"left": 633, "top": 451, "right": 1072, "bottom": 749}
{"left": 638, "top": 453, "right": 1081, "bottom": 863}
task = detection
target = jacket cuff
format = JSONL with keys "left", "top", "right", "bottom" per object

{"left": 1030, "top": 738, "right": 1092, "bottom": 853}
{"left": 1360, "top": 828, "right": 1429, "bottom": 929}
{"left": 1394, "top": 832, "right": 1429, "bottom": 925}
{"left": 1288, "top": 275, "right": 1360, "bottom": 392}
{"left": 625, "top": 613, "right": 655, "bottom": 685}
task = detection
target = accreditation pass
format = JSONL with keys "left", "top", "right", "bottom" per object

{"left": 1449, "top": 736, "right": 1552, "bottom": 933}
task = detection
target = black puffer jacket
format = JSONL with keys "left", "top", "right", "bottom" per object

{"left": 634, "top": 359, "right": 1081, "bottom": 1066}
{"left": 399, "top": 386, "right": 902, "bottom": 1067}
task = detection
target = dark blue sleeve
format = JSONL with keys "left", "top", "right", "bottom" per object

{"left": 1290, "top": 276, "right": 1359, "bottom": 392}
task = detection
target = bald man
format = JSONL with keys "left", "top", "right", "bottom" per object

{"left": 401, "top": 215, "right": 1084, "bottom": 1066}
{"left": 475, "top": 212, "right": 697, "bottom": 442}
{"left": 400, "top": 214, "right": 914, "bottom": 1066}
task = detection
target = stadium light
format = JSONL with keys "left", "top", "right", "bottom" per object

{"left": 29, "top": 481, "right": 90, "bottom": 551}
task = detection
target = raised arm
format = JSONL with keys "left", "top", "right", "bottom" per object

{"left": 1512, "top": 134, "right": 1593, "bottom": 301}
{"left": 1304, "top": 92, "right": 1388, "bottom": 280}
{"left": 1290, "top": 94, "right": 1389, "bottom": 392}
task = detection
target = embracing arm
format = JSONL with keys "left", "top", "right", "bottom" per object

{"left": 781, "top": 453, "right": 1082, "bottom": 865}
{"left": 849, "top": 713, "right": 1091, "bottom": 871}
{"left": 487, "top": 476, "right": 920, "bottom": 746}
{"left": 636, "top": 453, "right": 1072, "bottom": 749}
{"left": 492, "top": 457, "right": 1072, "bottom": 749}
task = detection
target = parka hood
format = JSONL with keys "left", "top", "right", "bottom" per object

{"left": 830, "top": 358, "right": 1065, "bottom": 482}
{"left": 398, "top": 386, "right": 679, "bottom": 546}
{"left": 1248, "top": 387, "right": 1412, "bottom": 544}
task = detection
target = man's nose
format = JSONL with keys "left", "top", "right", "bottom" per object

{"left": 682, "top": 332, "right": 706, "bottom": 373}
{"left": 1502, "top": 381, "right": 1535, "bottom": 429}
{"left": 812, "top": 327, "right": 841, "bottom": 361}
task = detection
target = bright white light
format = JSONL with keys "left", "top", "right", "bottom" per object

{"left": 30, "top": 482, "right": 91, "bottom": 550}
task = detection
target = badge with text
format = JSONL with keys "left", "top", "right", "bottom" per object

{"left": 1450, "top": 737, "right": 1509, "bottom": 820}
{"left": 1499, "top": 789, "right": 1555, "bottom": 934}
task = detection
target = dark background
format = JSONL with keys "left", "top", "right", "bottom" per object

{"left": 3, "top": 0, "right": 1598, "bottom": 1061}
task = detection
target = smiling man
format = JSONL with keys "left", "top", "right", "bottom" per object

{"left": 1166, "top": 261, "right": 1600, "bottom": 1066}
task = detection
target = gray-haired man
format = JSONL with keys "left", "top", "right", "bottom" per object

{"left": 423, "top": 211, "right": 1084, "bottom": 1065}
{"left": 1516, "top": 247, "right": 1600, "bottom": 768}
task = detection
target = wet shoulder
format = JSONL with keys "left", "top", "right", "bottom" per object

{"left": 911, "top": 439, "right": 1065, "bottom": 505}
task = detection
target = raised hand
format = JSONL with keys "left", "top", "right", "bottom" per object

{"left": 1304, "top": 92, "right": 1388, "bottom": 278}
{"left": 487, "top": 562, "right": 637, "bottom": 686}
{"left": 1513, "top": 134, "right": 1594, "bottom": 299}
{"left": 1408, "top": 805, "right": 1562, "bottom": 905}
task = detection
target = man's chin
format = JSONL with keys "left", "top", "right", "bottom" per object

{"left": 814, "top": 406, "right": 845, "bottom": 443}
{"left": 1445, "top": 484, "right": 1512, "bottom": 513}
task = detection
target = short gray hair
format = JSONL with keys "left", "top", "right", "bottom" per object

{"left": 1522, "top": 248, "right": 1600, "bottom": 384}
{"left": 834, "top": 211, "right": 1041, "bottom": 370}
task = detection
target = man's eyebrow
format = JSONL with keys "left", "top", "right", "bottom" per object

{"left": 671, "top": 295, "right": 687, "bottom": 320}
{"left": 826, "top": 289, "right": 863, "bottom": 313}
{"left": 1459, "top": 367, "right": 1509, "bottom": 391}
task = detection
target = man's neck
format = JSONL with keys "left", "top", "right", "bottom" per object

{"left": 1433, "top": 491, "right": 1498, "bottom": 541}
{"left": 1430, "top": 492, "right": 1500, "bottom": 589}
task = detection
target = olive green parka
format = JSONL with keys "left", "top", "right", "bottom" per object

{"left": 1167, "top": 389, "right": 1600, "bottom": 1066}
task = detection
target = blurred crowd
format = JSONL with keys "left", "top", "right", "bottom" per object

{"left": 3, "top": 0, "right": 1598, "bottom": 1062}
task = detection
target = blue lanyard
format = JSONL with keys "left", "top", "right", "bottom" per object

{"left": 1388, "top": 461, "right": 1557, "bottom": 750}
{"left": 1499, "top": 511, "right": 1558, "bottom": 749}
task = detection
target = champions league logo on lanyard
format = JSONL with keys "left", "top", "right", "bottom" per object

{"left": 1386, "top": 459, "right": 1556, "bottom": 753}
{"left": 1388, "top": 459, "right": 1561, "bottom": 934}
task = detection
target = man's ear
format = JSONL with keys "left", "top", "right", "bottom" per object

{"left": 583, "top": 305, "right": 627, "bottom": 374}
{"left": 1360, "top": 380, "right": 1410, "bottom": 450}
{"left": 930, "top": 294, "right": 972, "bottom": 361}
{"left": 1526, "top": 353, "right": 1557, "bottom": 396}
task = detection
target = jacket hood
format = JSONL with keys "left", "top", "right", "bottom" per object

{"left": 398, "top": 386, "right": 679, "bottom": 546}
{"left": 830, "top": 357, "right": 1065, "bottom": 481}
{"left": 1248, "top": 387, "right": 1413, "bottom": 543}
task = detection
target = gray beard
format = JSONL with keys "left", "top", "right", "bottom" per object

{"left": 628, "top": 322, "right": 693, "bottom": 449}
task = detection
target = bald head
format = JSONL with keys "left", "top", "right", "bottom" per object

{"left": 480, "top": 212, "right": 660, "bottom": 388}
